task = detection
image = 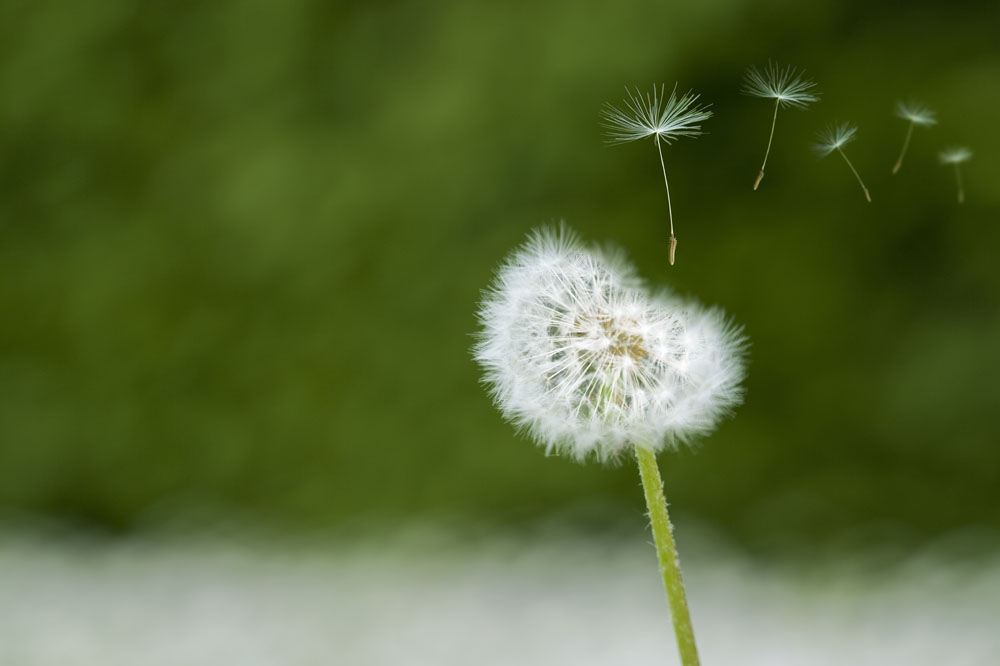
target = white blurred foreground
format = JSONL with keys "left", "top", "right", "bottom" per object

{"left": 1, "top": 528, "right": 998, "bottom": 665}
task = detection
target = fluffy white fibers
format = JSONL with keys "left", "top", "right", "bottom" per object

{"left": 475, "top": 226, "right": 747, "bottom": 462}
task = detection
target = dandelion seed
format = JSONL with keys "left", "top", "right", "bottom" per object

{"left": 939, "top": 146, "right": 972, "bottom": 204}
{"left": 742, "top": 62, "right": 819, "bottom": 189}
{"left": 601, "top": 84, "right": 713, "bottom": 266}
{"left": 892, "top": 101, "right": 937, "bottom": 174}
{"left": 475, "top": 225, "right": 747, "bottom": 666}
{"left": 814, "top": 122, "right": 871, "bottom": 202}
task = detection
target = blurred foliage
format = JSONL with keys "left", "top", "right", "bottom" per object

{"left": 1, "top": 0, "right": 998, "bottom": 550}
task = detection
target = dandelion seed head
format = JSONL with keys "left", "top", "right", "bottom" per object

{"left": 896, "top": 101, "right": 937, "bottom": 126}
{"left": 742, "top": 62, "right": 820, "bottom": 110}
{"left": 939, "top": 146, "right": 972, "bottom": 164}
{"left": 814, "top": 122, "right": 858, "bottom": 157}
{"left": 474, "top": 226, "right": 747, "bottom": 462}
{"left": 601, "top": 84, "right": 713, "bottom": 145}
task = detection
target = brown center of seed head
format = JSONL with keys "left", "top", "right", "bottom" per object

{"left": 571, "top": 314, "right": 647, "bottom": 364}
{"left": 603, "top": 317, "right": 647, "bottom": 362}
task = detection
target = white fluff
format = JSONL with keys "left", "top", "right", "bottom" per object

{"left": 742, "top": 62, "right": 820, "bottom": 110}
{"left": 895, "top": 100, "right": 937, "bottom": 127}
{"left": 813, "top": 122, "right": 858, "bottom": 156}
{"left": 600, "top": 84, "right": 712, "bottom": 145}
{"left": 474, "top": 226, "right": 747, "bottom": 462}
{"left": 939, "top": 146, "right": 972, "bottom": 164}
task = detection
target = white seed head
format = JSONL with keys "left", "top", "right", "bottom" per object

{"left": 474, "top": 226, "right": 747, "bottom": 463}
{"left": 742, "top": 62, "right": 820, "bottom": 110}
{"left": 814, "top": 122, "right": 858, "bottom": 157}
{"left": 601, "top": 84, "right": 713, "bottom": 145}
{"left": 939, "top": 146, "right": 972, "bottom": 164}
{"left": 895, "top": 101, "right": 937, "bottom": 127}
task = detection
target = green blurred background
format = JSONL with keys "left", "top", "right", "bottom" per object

{"left": 1, "top": 0, "right": 998, "bottom": 554}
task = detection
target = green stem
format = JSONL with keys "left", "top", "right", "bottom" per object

{"left": 635, "top": 444, "right": 700, "bottom": 666}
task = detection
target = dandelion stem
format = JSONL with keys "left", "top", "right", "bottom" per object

{"left": 893, "top": 121, "right": 914, "bottom": 174}
{"left": 654, "top": 135, "right": 677, "bottom": 265}
{"left": 954, "top": 164, "right": 965, "bottom": 204}
{"left": 755, "top": 98, "right": 780, "bottom": 190}
{"left": 837, "top": 147, "right": 871, "bottom": 202}
{"left": 635, "top": 444, "right": 700, "bottom": 666}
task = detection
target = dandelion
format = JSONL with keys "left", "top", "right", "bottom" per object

{"left": 742, "top": 62, "right": 819, "bottom": 190}
{"left": 814, "top": 122, "right": 871, "bottom": 202}
{"left": 939, "top": 147, "right": 972, "bottom": 203}
{"left": 475, "top": 226, "right": 747, "bottom": 666}
{"left": 601, "top": 84, "right": 713, "bottom": 266}
{"left": 892, "top": 101, "right": 937, "bottom": 174}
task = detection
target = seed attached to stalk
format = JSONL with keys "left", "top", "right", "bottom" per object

{"left": 814, "top": 122, "right": 871, "bottom": 202}
{"left": 601, "top": 84, "right": 713, "bottom": 266}
{"left": 742, "top": 62, "right": 820, "bottom": 190}
{"left": 939, "top": 146, "right": 972, "bottom": 204}
{"left": 892, "top": 101, "right": 937, "bottom": 174}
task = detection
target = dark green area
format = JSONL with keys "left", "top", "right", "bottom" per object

{"left": 1, "top": 0, "right": 998, "bottom": 551}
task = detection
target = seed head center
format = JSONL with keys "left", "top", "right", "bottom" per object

{"left": 603, "top": 318, "right": 647, "bottom": 362}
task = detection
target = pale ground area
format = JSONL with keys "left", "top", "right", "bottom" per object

{"left": 1, "top": 527, "right": 998, "bottom": 665}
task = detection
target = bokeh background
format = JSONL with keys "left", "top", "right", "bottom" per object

{"left": 1, "top": 0, "right": 999, "bottom": 663}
